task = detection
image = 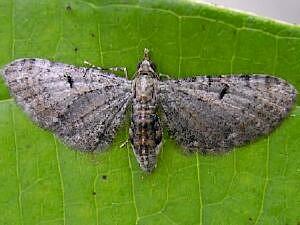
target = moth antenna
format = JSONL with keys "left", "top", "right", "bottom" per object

{"left": 144, "top": 48, "right": 150, "bottom": 60}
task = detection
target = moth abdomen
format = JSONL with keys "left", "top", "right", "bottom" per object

{"left": 130, "top": 109, "right": 162, "bottom": 172}
{"left": 130, "top": 66, "right": 162, "bottom": 172}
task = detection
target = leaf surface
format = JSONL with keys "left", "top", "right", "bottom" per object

{"left": 0, "top": 0, "right": 299, "bottom": 224}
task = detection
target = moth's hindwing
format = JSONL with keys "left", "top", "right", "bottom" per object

{"left": 159, "top": 75, "right": 297, "bottom": 153}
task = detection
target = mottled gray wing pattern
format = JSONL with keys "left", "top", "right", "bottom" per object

{"left": 159, "top": 75, "right": 297, "bottom": 153}
{"left": 2, "top": 58, "right": 132, "bottom": 151}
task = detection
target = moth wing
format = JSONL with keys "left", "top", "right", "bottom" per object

{"left": 159, "top": 75, "right": 296, "bottom": 153}
{"left": 2, "top": 58, "right": 132, "bottom": 151}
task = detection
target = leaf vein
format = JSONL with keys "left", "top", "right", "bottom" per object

{"left": 178, "top": 16, "right": 182, "bottom": 78}
{"left": 97, "top": 23, "right": 104, "bottom": 65}
{"left": 196, "top": 155, "right": 203, "bottom": 225}
{"left": 11, "top": 0, "right": 15, "bottom": 60}
{"left": 127, "top": 150, "right": 139, "bottom": 224}
{"left": 78, "top": 2, "right": 300, "bottom": 40}
{"left": 93, "top": 168, "right": 100, "bottom": 225}
{"left": 254, "top": 136, "right": 270, "bottom": 225}
{"left": 53, "top": 135, "right": 66, "bottom": 225}
{"left": 12, "top": 104, "right": 23, "bottom": 225}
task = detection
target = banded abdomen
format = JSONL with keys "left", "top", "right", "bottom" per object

{"left": 130, "top": 75, "right": 162, "bottom": 172}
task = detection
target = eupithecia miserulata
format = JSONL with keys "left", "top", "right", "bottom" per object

{"left": 1, "top": 49, "right": 297, "bottom": 172}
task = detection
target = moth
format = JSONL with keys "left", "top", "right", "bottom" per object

{"left": 1, "top": 49, "right": 297, "bottom": 172}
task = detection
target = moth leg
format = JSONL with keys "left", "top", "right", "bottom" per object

{"left": 83, "top": 60, "right": 103, "bottom": 70}
{"left": 119, "top": 125, "right": 134, "bottom": 149}
{"left": 83, "top": 61, "right": 128, "bottom": 78}
{"left": 108, "top": 67, "right": 128, "bottom": 79}
{"left": 119, "top": 139, "right": 129, "bottom": 148}
{"left": 131, "top": 71, "right": 138, "bottom": 79}
{"left": 159, "top": 73, "right": 171, "bottom": 80}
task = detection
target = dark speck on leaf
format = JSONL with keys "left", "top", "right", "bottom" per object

{"left": 66, "top": 4, "right": 72, "bottom": 11}
{"left": 92, "top": 191, "right": 96, "bottom": 195}
{"left": 102, "top": 175, "right": 107, "bottom": 180}
{"left": 74, "top": 47, "right": 78, "bottom": 52}
{"left": 90, "top": 33, "right": 95, "bottom": 37}
{"left": 25, "top": 144, "right": 32, "bottom": 149}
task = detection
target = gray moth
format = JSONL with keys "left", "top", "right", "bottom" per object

{"left": 1, "top": 49, "right": 297, "bottom": 172}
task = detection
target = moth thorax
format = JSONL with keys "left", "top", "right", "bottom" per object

{"left": 135, "top": 75, "right": 156, "bottom": 103}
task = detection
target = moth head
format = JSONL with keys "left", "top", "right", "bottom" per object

{"left": 137, "top": 48, "right": 157, "bottom": 75}
{"left": 137, "top": 60, "right": 156, "bottom": 74}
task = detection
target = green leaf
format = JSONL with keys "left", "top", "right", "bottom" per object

{"left": 0, "top": 0, "right": 299, "bottom": 224}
